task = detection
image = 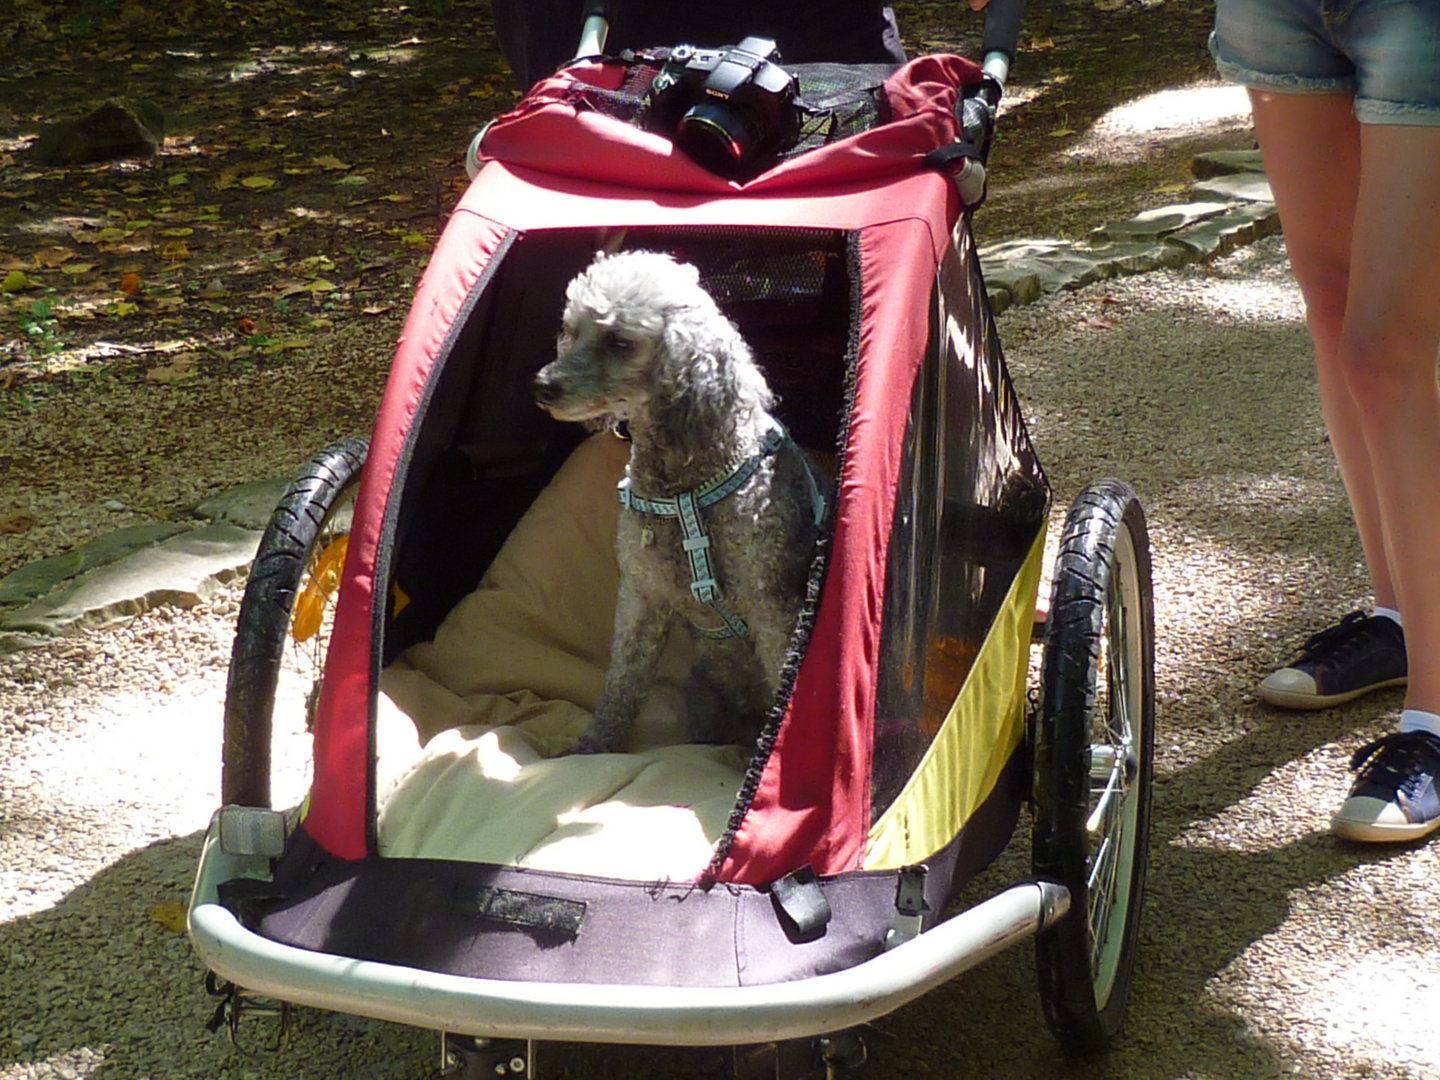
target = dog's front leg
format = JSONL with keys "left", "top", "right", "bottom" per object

{"left": 572, "top": 585, "right": 671, "bottom": 754}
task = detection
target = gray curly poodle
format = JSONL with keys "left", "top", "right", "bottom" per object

{"left": 533, "top": 250, "right": 829, "bottom": 754}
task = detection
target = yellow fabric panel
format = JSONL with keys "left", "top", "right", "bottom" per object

{"left": 865, "top": 530, "right": 1046, "bottom": 869}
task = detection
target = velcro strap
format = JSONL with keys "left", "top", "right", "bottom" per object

{"left": 769, "top": 866, "right": 831, "bottom": 943}
{"left": 451, "top": 884, "right": 586, "bottom": 939}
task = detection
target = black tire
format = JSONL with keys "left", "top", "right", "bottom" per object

{"left": 1032, "top": 479, "right": 1155, "bottom": 1056}
{"left": 222, "top": 438, "right": 368, "bottom": 808}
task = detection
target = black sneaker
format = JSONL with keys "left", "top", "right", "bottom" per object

{"left": 1258, "top": 611, "right": 1407, "bottom": 709}
{"left": 1332, "top": 731, "right": 1440, "bottom": 842}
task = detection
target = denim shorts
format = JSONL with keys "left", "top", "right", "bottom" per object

{"left": 1211, "top": 0, "right": 1440, "bottom": 125}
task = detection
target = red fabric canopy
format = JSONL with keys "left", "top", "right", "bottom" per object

{"left": 304, "top": 54, "right": 978, "bottom": 885}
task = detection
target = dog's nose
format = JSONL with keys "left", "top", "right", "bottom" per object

{"left": 532, "top": 372, "right": 560, "bottom": 406}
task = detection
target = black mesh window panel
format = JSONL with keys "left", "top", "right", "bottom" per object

{"left": 870, "top": 225, "right": 1049, "bottom": 823}
{"left": 622, "top": 227, "right": 853, "bottom": 453}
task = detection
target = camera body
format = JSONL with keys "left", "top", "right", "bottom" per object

{"left": 646, "top": 37, "right": 803, "bottom": 178}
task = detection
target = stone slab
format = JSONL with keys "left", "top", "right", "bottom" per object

{"left": 191, "top": 477, "right": 291, "bottom": 531}
{"left": 1166, "top": 200, "right": 1281, "bottom": 261}
{"left": 1191, "top": 149, "right": 1266, "bottom": 179}
{"left": 0, "top": 522, "right": 190, "bottom": 606}
{"left": 1092, "top": 201, "right": 1231, "bottom": 243}
{"left": 0, "top": 524, "right": 262, "bottom": 640}
{"left": 1192, "top": 172, "right": 1274, "bottom": 204}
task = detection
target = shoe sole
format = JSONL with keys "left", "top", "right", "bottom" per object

{"left": 1257, "top": 675, "right": 1407, "bottom": 711}
{"left": 1331, "top": 812, "right": 1440, "bottom": 843}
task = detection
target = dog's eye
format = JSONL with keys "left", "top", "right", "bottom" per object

{"left": 603, "top": 331, "right": 632, "bottom": 353}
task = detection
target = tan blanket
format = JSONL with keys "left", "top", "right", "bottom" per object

{"left": 374, "top": 433, "right": 746, "bottom": 881}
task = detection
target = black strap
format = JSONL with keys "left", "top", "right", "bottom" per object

{"left": 769, "top": 866, "right": 832, "bottom": 943}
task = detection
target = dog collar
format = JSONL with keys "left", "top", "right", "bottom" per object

{"left": 617, "top": 419, "right": 826, "bottom": 640}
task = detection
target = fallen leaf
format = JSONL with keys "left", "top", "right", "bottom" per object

{"left": 33, "top": 248, "right": 75, "bottom": 268}
{"left": 110, "top": 301, "right": 140, "bottom": 317}
{"left": 161, "top": 227, "right": 194, "bottom": 238}
{"left": 149, "top": 900, "right": 188, "bottom": 934}
{"left": 1050, "top": 128, "right": 1077, "bottom": 138}
{"left": 239, "top": 316, "right": 257, "bottom": 335}
{"left": 241, "top": 175, "right": 278, "bottom": 190}
{"left": 0, "top": 512, "right": 36, "bottom": 534}
{"left": 362, "top": 301, "right": 396, "bottom": 315}
{"left": 313, "top": 155, "right": 350, "bottom": 171}
{"left": 333, "top": 174, "right": 369, "bottom": 187}
{"left": 168, "top": 172, "right": 190, "bottom": 187}
{"left": 161, "top": 240, "right": 191, "bottom": 260}
{"left": 1079, "top": 316, "right": 1119, "bottom": 331}
{"left": 145, "top": 355, "right": 199, "bottom": 383}
{"left": 303, "top": 278, "right": 337, "bottom": 293}
{"left": 120, "top": 272, "right": 143, "bottom": 297}
{"left": 61, "top": 262, "right": 96, "bottom": 276}
{"left": 379, "top": 193, "right": 411, "bottom": 202}
{"left": 2, "top": 269, "right": 33, "bottom": 293}
{"left": 98, "top": 227, "right": 127, "bottom": 243}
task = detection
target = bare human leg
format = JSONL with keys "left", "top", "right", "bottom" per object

{"left": 1247, "top": 91, "right": 1395, "bottom": 610}
{"left": 1251, "top": 91, "right": 1440, "bottom": 839}
{"left": 1341, "top": 121, "right": 1440, "bottom": 714}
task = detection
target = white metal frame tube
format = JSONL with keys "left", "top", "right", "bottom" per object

{"left": 189, "top": 824, "right": 1068, "bottom": 1046}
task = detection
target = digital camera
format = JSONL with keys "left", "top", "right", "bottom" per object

{"left": 646, "top": 37, "right": 803, "bottom": 178}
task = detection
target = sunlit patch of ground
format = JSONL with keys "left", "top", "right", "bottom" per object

{"left": 1065, "top": 82, "right": 1254, "bottom": 162}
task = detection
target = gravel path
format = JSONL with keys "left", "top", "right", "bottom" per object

{"left": 4, "top": 236, "right": 1438, "bottom": 1080}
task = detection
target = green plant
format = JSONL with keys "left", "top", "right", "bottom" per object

{"left": 20, "top": 298, "right": 64, "bottom": 357}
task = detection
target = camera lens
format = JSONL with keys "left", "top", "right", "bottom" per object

{"left": 676, "top": 102, "right": 757, "bottom": 177}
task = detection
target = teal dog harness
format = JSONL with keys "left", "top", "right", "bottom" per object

{"left": 618, "top": 420, "right": 827, "bottom": 640}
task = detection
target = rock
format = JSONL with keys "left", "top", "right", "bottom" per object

{"left": 1092, "top": 201, "right": 1232, "bottom": 243}
{"left": 1192, "top": 172, "right": 1275, "bottom": 204}
{"left": 190, "top": 477, "right": 291, "bottom": 531}
{"left": 30, "top": 98, "right": 166, "bottom": 166}
{"left": 982, "top": 237, "right": 1188, "bottom": 297}
{"left": 0, "top": 524, "right": 261, "bottom": 641}
{"left": 0, "top": 522, "right": 190, "bottom": 607}
{"left": 1166, "top": 201, "right": 1281, "bottom": 261}
{"left": 1191, "top": 148, "right": 1266, "bottom": 179}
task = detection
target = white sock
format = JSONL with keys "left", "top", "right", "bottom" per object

{"left": 1398, "top": 709, "right": 1440, "bottom": 739}
{"left": 1373, "top": 606, "right": 1402, "bottom": 628}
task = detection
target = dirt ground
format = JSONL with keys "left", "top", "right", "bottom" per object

{"left": 0, "top": 0, "right": 1255, "bottom": 578}
{"left": 17, "top": 5, "right": 1431, "bottom": 1080}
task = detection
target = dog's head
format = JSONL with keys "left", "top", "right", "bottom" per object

{"left": 533, "top": 251, "right": 767, "bottom": 427}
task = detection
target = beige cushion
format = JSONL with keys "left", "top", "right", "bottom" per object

{"left": 374, "top": 434, "right": 741, "bottom": 880}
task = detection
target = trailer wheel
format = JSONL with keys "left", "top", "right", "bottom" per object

{"left": 222, "top": 438, "right": 368, "bottom": 807}
{"left": 1032, "top": 479, "right": 1155, "bottom": 1056}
